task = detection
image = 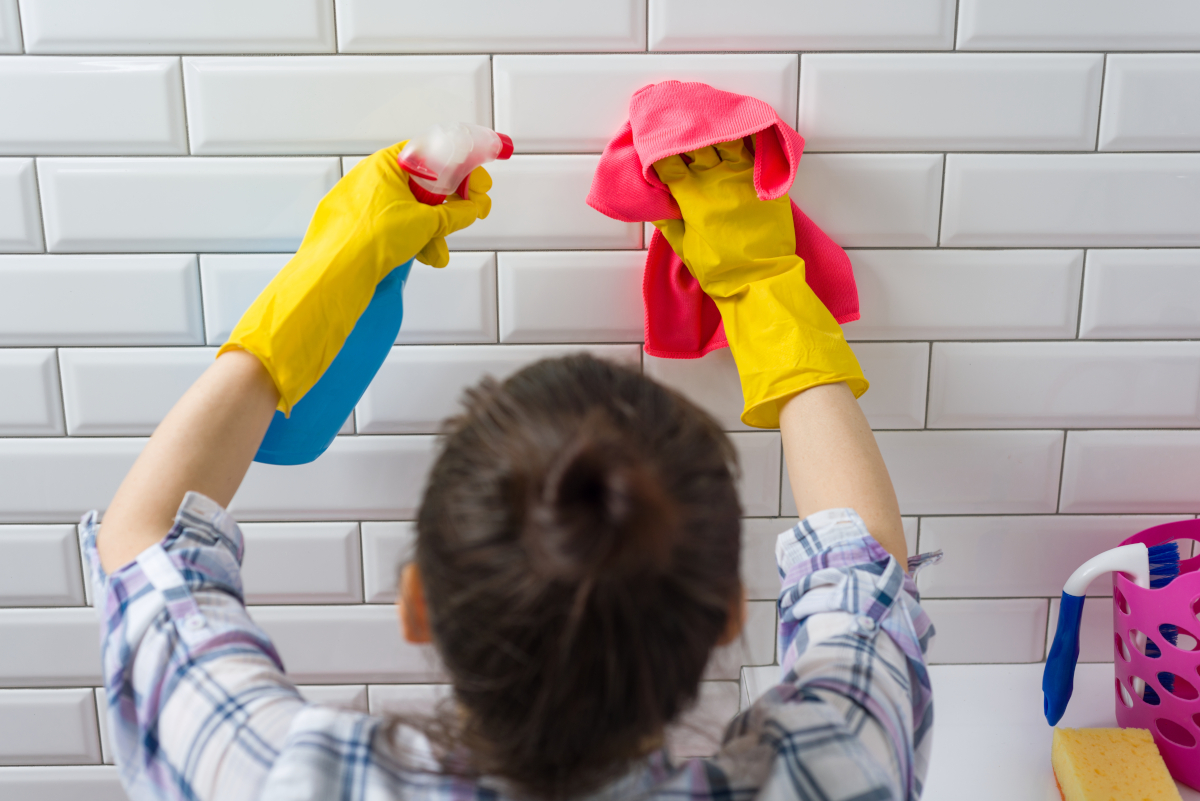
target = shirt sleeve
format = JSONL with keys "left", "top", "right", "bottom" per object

{"left": 716, "top": 508, "right": 938, "bottom": 801}
{"left": 81, "top": 492, "right": 305, "bottom": 801}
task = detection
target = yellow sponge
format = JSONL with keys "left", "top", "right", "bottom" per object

{"left": 1052, "top": 727, "right": 1181, "bottom": 801}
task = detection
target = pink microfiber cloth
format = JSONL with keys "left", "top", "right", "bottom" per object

{"left": 587, "top": 80, "right": 859, "bottom": 359}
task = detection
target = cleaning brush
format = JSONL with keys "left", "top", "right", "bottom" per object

{"left": 1043, "top": 541, "right": 1180, "bottom": 726}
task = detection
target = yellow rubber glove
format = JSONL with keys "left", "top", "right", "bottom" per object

{"left": 218, "top": 141, "right": 491, "bottom": 416}
{"left": 652, "top": 138, "right": 866, "bottom": 428}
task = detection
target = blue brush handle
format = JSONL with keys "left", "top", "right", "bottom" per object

{"left": 253, "top": 259, "right": 413, "bottom": 466}
{"left": 1043, "top": 591, "right": 1086, "bottom": 725}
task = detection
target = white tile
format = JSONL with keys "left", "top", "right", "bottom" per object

{"left": 184, "top": 56, "right": 490, "bottom": 155}
{"left": 296, "top": 684, "right": 368, "bottom": 712}
{"left": 740, "top": 664, "right": 779, "bottom": 710}
{"left": 667, "top": 681, "right": 740, "bottom": 758}
{"left": 0, "top": 255, "right": 203, "bottom": 346}
{"left": 843, "top": 249, "right": 1084, "bottom": 341}
{"left": 0, "top": 766, "right": 125, "bottom": 800}
{"left": 0, "top": 608, "right": 102, "bottom": 686}
{"left": 854, "top": 342, "right": 929, "bottom": 431}
{"left": 928, "top": 342, "right": 1200, "bottom": 430}
{"left": 1060, "top": 431, "right": 1200, "bottom": 514}
{"left": 923, "top": 599, "right": 1048, "bottom": 664}
{"left": 941, "top": 155, "right": 1200, "bottom": 247}
{"left": 0, "top": 438, "right": 143, "bottom": 524}
{"left": 1100, "top": 56, "right": 1200, "bottom": 152}
{"left": 648, "top": 0, "right": 955, "bottom": 51}
{"left": 0, "top": 0, "right": 19, "bottom": 53}
{"left": 92, "top": 690, "right": 112, "bottom": 765}
{"left": 445, "top": 156, "right": 642, "bottom": 251}
{"left": 0, "top": 57, "right": 186, "bottom": 155}
{"left": 336, "top": 0, "right": 645, "bottom": 53}
{"left": 643, "top": 348, "right": 748, "bottom": 431}
{"left": 494, "top": 54, "right": 797, "bottom": 152}
{"left": 38, "top": 157, "right": 340, "bottom": 253}
{"left": 0, "top": 349, "right": 63, "bottom": 436}
{"left": 0, "top": 158, "right": 42, "bottom": 252}
{"left": 916, "top": 516, "right": 1188, "bottom": 599}
{"left": 498, "top": 251, "right": 644, "bottom": 344}
{"left": 356, "top": 344, "right": 641, "bottom": 435}
{"left": 397, "top": 253, "right": 498, "bottom": 345}
{"left": 957, "top": 0, "right": 1200, "bottom": 51}
{"left": 59, "top": 347, "right": 213, "bottom": 436}
{"left": 877, "top": 431, "right": 1064, "bottom": 516}
{"left": 729, "top": 432, "right": 781, "bottom": 518}
{"left": 0, "top": 526, "right": 85, "bottom": 607}
{"left": 741, "top": 518, "right": 785, "bottom": 601}
{"left": 799, "top": 54, "right": 1102, "bottom": 152}
{"left": 199, "top": 253, "right": 288, "bottom": 345}
{"left": 789, "top": 154, "right": 943, "bottom": 247}
{"left": 230, "top": 436, "right": 438, "bottom": 522}
{"left": 0, "top": 689, "right": 100, "bottom": 766}
{"left": 248, "top": 605, "right": 443, "bottom": 683}
{"left": 366, "top": 684, "right": 451, "bottom": 717}
{"left": 360, "top": 521, "right": 413, "bottom": 604}
{"left": 705, "top": 601, "right": 775, "bottom": 680}
{"left": 20, "top": 0, "right": 335, "bottom": 54}
{"left": 1047, "top": 597, "right": 1118, "bottom": 665}
{"left": 241, "top": 522, "right": 362, "bottom": 605}
{"left": 1080, "top": 250, "right": 1200, "bottom": 340}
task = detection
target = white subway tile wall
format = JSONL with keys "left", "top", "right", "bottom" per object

{"left": 3, "top": 0, "right": 1199, "bottom": 783}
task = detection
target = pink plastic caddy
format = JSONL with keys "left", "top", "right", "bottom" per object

{"left": 1114, "top": 519, "right": 1200, "bottom": 789}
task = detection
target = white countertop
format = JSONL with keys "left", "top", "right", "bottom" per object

{"left": 923, "top": 663, "right": 1199, "bottom": 801}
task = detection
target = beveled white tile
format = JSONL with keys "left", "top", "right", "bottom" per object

{"left": 360, "top": 521, "right": 414, "bottom": 604}
{"left": 0, "top": 608, "right": 102, "bottom": 686}
{"left": 928, "top": 342, "right": 1200, "bottom": 429}
{"left": 0, "top": 0, "right": 19, "bottom": 53}
{"left": 0, "top": 57, "right": 186, "bottom": 155}
{"left": 877, "top": 431, "right": 1064, "bottom": 515}
{"left": 367, "top": 684, "right": 451, "bottom": 717}
{"left": 1080, "top": 250, "right": 1200, "bottom": 339}
{"left": 356, "top": 344, "right": 641, "bottom": 435}
{"left": 740, "top": 518, "right": 785, "bottom": 601}
{"left": 231, "top": 436, "right": 438, "bottom": 522}
{"left": 241, "top": 522, "right": 362, "bottom": 604}
{"left": 0, "top": 255, "right": 203, "bottom": 346}
{"left": 336, "top": 0, "right": 645, "bottom": 53}
{"left": 843, "top": 249, "right": 1083, "bottom": 341}
{"left": 0, "top": 158, "right": 42, "bottom": 252}
{"left": 0, "top": 526, "right": 85, "bottom": 607}
{"left": 923, "top": 599, "right": 1048, "bottom": 664}
{"left": 729, "top": 432, "right": 781, "bottom": 519}
{"left": 198, "top": 254, "right": 288, "bottom": 345}
{"left": 916, "top": 516, "right": 1188, "bottom": 599}
{"left": 0, "top": 438, "right": 143, "bottom": 524}
{"left": 799, "top": 54, "right": 1102, "bottom": 152}
{"left": 396, "top": 253, "right": 498, "bottom": 345}
{"left": 248, "top": 605, "right": 443, "bottom": 683}
{"left": 39, "top": 157, "right": 340, "bottom": 253}
{"left": 59, "top": 348, "right": 214, "bottom": 436}
{"left": 0, "top": 766, "right": 125, "bottom": 799}
{"left": 93, "top": 689, "right": 112, "bottom": 765}
{"left": 705, "top": 601, "right": 775, "bottom": 680}
{"left": 643, "top": 348, "right": 747, "bottom": 431}
{"left": 740, "top": 665, "right": 779, "bottom": 710}
{"left": 854, "top": 343, "right": 929, "bottom": 430}
{"left": 789, "top": 154, "right": 943, "bottom": 247}
{"left": 1047, "top": 597, "right": 1117, "bottom": 664}
{"left": 941, "top": 155, "right": 1200, "bottom": 247}
{"left": 0, "top": 689, "right": 100, "bottom": 765}
{"left": 957, "top": 0, "right": 1200, "bottom": 51}
{"left": 494, "top": 54, "right": 797, "bottom": 152}
{"left": 498, "top": 251, "right": 643, "bottom": 343}
{"left": 296, "top": 684, "right": 368, "bottom": 712}
{"left": 649, "top": 0, "right": 955, "bottom": 51}
{"left": 446, "top": 156, "right": 642, "bottom": 251}
{"left": 21, "top": 0, "right": 336, "bottom": 54}
{"left": 184, "top": 56, "right": 490, "bottom": 155}
{"left": 1060, "top": 431, "right": 1200, "bottom": 514}
{"left": 667, "top": 682, "right": 740, "bottom": 758}
{"left": 1100, "top": 56, "right": 1200, "bottom": 152}
{"left": 0, "top": 349, "right": 63, "bottom": 436}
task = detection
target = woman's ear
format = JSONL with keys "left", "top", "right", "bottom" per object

{"left": 717, "top": 586, "right": 747, "bottom": 646}
{"left": 397, "top": 563, "right": 432, "bottom": 644}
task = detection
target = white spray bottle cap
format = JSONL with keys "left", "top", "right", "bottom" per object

{"left": 398, "top": 123, "right": 513, "bottom": 205}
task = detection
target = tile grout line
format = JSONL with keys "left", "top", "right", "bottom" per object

{"left": 922, "top": 341, "right": 934, "bottom": 429}
{"left": 52, "top": 347, "right": 69, "bottom": 436}
{"left": 951, "top": 0, "right": 962, "bottom": 52}
{"left": 176, "top": 55, "right": 192, "bottom": 155}
{"left": 1094, "top": 53, "right": 1108, "bottom": 152}
{"left": 1074, "top": 249, "right": 1089, "bottom": 339}
{"left": 28, "top": 158, "right": 50, "bottom": 254}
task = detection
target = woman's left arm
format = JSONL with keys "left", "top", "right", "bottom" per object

{"left": 96, "top": 349, "right": 278, "bottom": 573}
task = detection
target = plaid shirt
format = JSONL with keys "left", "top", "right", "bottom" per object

{"left": 82, "top": 493, "right": 937, "bottom": 801}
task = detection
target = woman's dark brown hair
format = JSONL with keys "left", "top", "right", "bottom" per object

{"left": 414, "top": 354, "right": 743, "bottom": 799}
